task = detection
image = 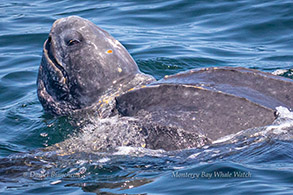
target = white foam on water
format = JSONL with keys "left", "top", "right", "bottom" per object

{"left": 187, "top": 152, "right": 201, "bottom": 159}
{"left": 212, "top": 128, "right": 248, "bottom": 144}
{"left": 272, "top": 69, "right": 288, "bottom": 75}
{"left": 50, "top": 180, "right": 62, "bottom": 185}
{"left": 113, "top": 146, "right": 138, "bottom": 155}
{"left": 276, "top": 106, "right": 293, "bottom": 119}
{"left": 113, "top": 146, "right": 166, "bottom": 157}
{"left": 173, "top": 166, "right": 185, "bottom": 170}
{"left": 235, "top": 146, "right": 248, "bottom": 150}
{"left": 97, "top": 157, "right": 110, "bottom": 163}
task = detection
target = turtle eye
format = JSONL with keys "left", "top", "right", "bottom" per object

{"left": 64, "top": 30, "right": 83, "bottom": 47}
{"left": 67, "top": 39, "right": 80, "bottom": 46}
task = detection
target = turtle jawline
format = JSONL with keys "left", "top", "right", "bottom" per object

{"left": 45, "top": 39, "right": 68, "bottom": 83}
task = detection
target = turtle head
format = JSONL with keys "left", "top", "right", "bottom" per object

{"left": 37, "top": 16, "right": 139, "bottom": 116}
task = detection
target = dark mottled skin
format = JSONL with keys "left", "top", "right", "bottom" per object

{"left": 38, "top": 16, "right": 293, "bottom": 151}
{"left": 38, "top": 16, "right": 154, "bottom": 116}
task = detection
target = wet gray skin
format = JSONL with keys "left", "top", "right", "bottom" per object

{"left": 38, "top": 16, "right": 154, "bottom": 116}
{"left": 38, "top": 16, "right": 293, "bottom": 151}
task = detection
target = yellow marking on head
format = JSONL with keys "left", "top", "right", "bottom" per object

{"left": 128, "top": 87, "right": 135, "bottom": 92}
{"left": 118, "top": 67, "right": 122, "bottom": 73}
{"left": 98, "top": 100, "right": 102, "bottom": 104}
{"left": 100, "top": 104, "right": 104, "bottom": 108}
{"left": 141, "top": 143, "right": 146, "bottom": 148}
{"left": 106, "top": 49, "right": 113, "bottom": 54}
{"left": 141, "top": 85, "right": 146, "bottom": 88}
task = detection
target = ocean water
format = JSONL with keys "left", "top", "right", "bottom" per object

{"left": 1, "top": 0, "right": 293, "bottom": 194}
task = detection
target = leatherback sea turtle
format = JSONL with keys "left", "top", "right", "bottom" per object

{"left": 38, "top": 16, "right": 293, "bottom": 151}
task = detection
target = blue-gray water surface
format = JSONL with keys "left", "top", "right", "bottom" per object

{"left": 1, "top": 0, "right": 293, "bottom": 194}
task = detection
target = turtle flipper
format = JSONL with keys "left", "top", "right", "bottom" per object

{"left": 116, "top": 82, "right": 276, "bottom": 141}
